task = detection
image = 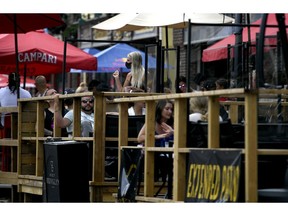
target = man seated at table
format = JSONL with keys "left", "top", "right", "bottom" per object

{"left": 53, "top": 94, "right": 94, "bottom": 137}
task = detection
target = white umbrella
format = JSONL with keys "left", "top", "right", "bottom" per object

{"left": 92, "top": 13, "right": 234, "bottom": 31}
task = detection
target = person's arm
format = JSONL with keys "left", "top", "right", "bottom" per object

{"left": 122, "top": 72, "right": 132, "bottom": 92}
{"left": 137, "top": 123, "right": 172, "bottom": 144}
{"left": 112, "top": 70, "right": 123, "bottom": 92}
{"left": 160, "top": 122, "right": 174, "bottom": 137}
{"left": 137, "top": 123, "right": 146, "bottom": 144}
{"left": 53, "top": 94, "right": 71, "bottom": 128}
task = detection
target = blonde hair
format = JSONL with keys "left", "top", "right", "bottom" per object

{"left": 76, "top": 82, "right": 88, "bottom": 93}
{"left": 128, "top": 51, "right": 145, "bottom": 89}
{"left": 189, "top": 97, "right": 208, "bottom": 121}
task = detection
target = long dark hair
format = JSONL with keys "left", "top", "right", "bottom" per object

{"left": 8, "top": 72, "right": 20, "bottom": 94}
{"left": 155, "top": 99, "right": 174, "bottom": 126}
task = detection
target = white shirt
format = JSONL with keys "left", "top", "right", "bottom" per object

{"left": 189, "top": 113, "right": 223, "bottom": 123}
{"left": 0, "top": 86, "right": 32, "bottom": 126}
{"left": 63, "top": 110, "right": 94, "bottom": 136}
{"left": 128, "top": 107, "right": 146, "bottom": 116}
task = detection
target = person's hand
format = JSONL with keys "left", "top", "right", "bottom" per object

{"left": 113, "top": 70, "right": 119, "bottom": 79}
{"left": 124, "top": 86, "right": 132, "bottom": 92}
{"left": 161, "top": 122, "right": 174, "bottom": 137}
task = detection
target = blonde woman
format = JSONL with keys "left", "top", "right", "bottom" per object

{"left": 75, "top": 82, "right": 88, "bottom": 93}
{"left": 113, "top": 51, "right": 146, "bottom": 92}
{"left": 189, "top": 97, "right": 223, "bottom": 122}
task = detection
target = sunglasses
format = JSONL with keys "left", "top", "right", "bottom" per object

{"left": 81, "top": 99, "right": 94, "bottom": 104}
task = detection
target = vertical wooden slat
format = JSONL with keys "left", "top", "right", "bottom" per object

{"left": 173, "top": 98, "right": 187, "bottom": 201}
{"left": 36, "top": 101, "right": 45, "bottom": 176}
{"left": 144, "top": 100, "right": 155, "bottom": 197}
{"left": 229, "top": 104, "right": 239, "bottom": 124}
{"left": 245, "top": 92, "right": 258, "bottom": 202}
{"left": 53, "top": 99, "right": 62, "bottom": 137}
{"left": 72, "top": 98, "right": 81, "bottom": 137}
{"left": 208, "top": 96, "right": 220, "bottom": 148}
{"left": 17, "top": 102, "right": 23, "bottom": 175}
{"left": 90, "top": 93, "right": 104, "bottom": 202}
{"left": 118, "top": 102, "right": 128, "bottom": 176}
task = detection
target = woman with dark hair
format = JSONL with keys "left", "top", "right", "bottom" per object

{"left": 137, "top": 99, "right": 174, "bottom": 145}
{"left": 0, "top": 72, "right": 31, "bottom": 127}
{"left": 137, "top": 99, "right": 174, "bottom": 182}
{"left": 0, "top": 72, "right": 31, "bottom": 171}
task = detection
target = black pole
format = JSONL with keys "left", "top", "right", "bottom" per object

{"left": 186, "top": 19, "right": 191, "bottom": 93}
{"left": 156, "top": 40, "right": 162, "bottom": 93}
{"left": 256, "top": 14, "right": 268, "bottom": 88}
{"left": 13, "top": 15, "right": 20, "bottom": 99}
{"left": 276, "top": 14, "right": 288, "bottom": 80}
{"left": 62, "top": 38, "right": 68, "bottom": 94}
{"left": 176, "top": 46, "right": 180, "bottom": 93}
{"left": 23, "top": 64, "right": 27, "bottom": 89}
{"left": 233, "top": 14, "right": 243, "bottom": 88}
{"left": 144, "top": 45, "right": 148, "bottom": 93}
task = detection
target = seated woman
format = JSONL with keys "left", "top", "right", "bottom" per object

{"left": 189, "top": 96, "right": 223, "bottom": 122}
{"left": 137, "top": 99, "right": 174, "bottom": 181}
{"left": 137, "top": 99, "right": 174, "bottom": 146}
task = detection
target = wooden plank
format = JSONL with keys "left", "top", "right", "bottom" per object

{"left": 21, "top": 113, "right": 36, "bottom": 122}
{"left": 21, "top": 165, "right": 36, "bottom": 175}
{"left": 21, "top": 123, "right": 36, "bottom": 133}
{"left": 18, "top": 178, "right": 43, "bottom": 187}
{"left": 136, "top": 196, "right": 175, "bottom": 202}
{"left": 18, "top": 175, "right": 43, "bottom": 181}
{"left": 21, "top": 154, "right": 36, "bottom": 164}
{"left": 0, "top": 107, "right": 18, "bottom": 113}
{"left": 18, "top": 185, "right": 42, "bottom": 195}
{"left": 258, "top": 149, "right": 288, "bottom": 155}
{"left": 35, "top": 140, "right": 44, "bottom": 177}
{"left": 21, "top": 142, "right": 36, "bottom": 154}
{"left": 208, "top": 96, "right": 220, "bottom": 148}
{"left": 244, "top": 93, "right": 258, "bottom": 202}
{"left": 173, "top": 98, "right": 187, "bottom": 201}
{"left": 0, "top": 139, "right": 18, "bottom": 146}
{"left": 21, "top": 132, "right": 37, "bottom": 137}
{"left": 144, "top": 100, "right": 155, "bottom": 197}
{"left": 0, "top": 172, "right": 18, "bottom": 185}
{"left": 118, "top": 102, "right": 128, "bottom": 176}
{"left": 72, "top": 98, "right": 81, "bottom": 137}
{"left": 90, "top": 93, "right": 105, "bottom": 202}
{"left": 228, "top": 104, "right": 239, "bottom": 124}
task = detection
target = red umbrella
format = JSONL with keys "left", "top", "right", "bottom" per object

{"left": 202, "top": 14, "right": 288, "bottom": 62}
{"left": 0, "top": 14, "right": 66, "bottom": 74}
{"left": 0, "top": 30, "right": 97, "bottom": 76}
{"left": 0, "top": 14, "right": 65, "bottom": 33}
{"left": 0, "top": 74, "right": 35, "bottom": 88}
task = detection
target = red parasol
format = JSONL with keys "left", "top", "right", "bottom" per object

{"left": 0, "top": 30, "right": 97, "bottom": 76}
{"left": 202, "top": 14, "right": 288, "bottom": 62}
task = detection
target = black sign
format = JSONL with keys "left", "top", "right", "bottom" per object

{"left": 185, "top": 150, "right": 241, "bottom": 202}
{"left": 117, "top": 148, "right": 143, "bottom": 202}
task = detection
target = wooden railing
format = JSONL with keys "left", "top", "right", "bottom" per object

{"left": 1, "top": 88, "right": 288, "bottom": 202}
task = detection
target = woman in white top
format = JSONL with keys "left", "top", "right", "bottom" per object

{"left": 189, "top": 96, "right": 223, "bottom": 122}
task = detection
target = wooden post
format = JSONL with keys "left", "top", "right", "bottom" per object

{"left": 118, "top": 102, "right": 128, "bottom": 175}
{"left": 144, "top": 100, "right": 155, "bottom": 197}
{"left": 208, "top": 96, "right": 220, "bottom": 148}
{"left": 90, "top": 93, "right": 105, "bottom": 202}
{"left": 245, "top": 92, "right": 258, "bottom": 202}
{"left": 173, "top": 98, "right": 187, "bottom": 201}
{"left": 36, "top": 101, "right": 45, "bottom": 176}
